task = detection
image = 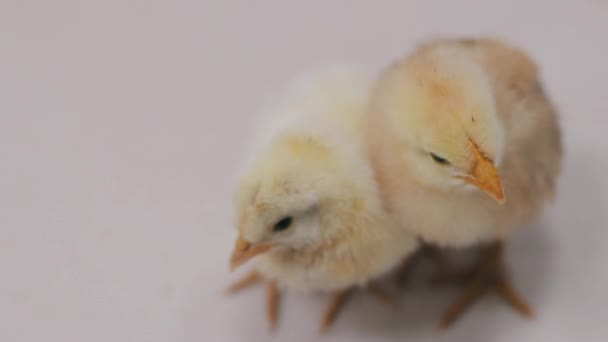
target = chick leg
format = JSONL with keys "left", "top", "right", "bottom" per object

{"left": 319, "top": 290, "right": 351, "bottom": 334}
{"left": 226, "top": 273, "right": 282, "bottom": 332}
{"left": 225, "top": 270, "right": 262, "bottom": 294}
{"left": 367, "top": 283, "right": 399, "bottom": 310}
{"left": 266, "top": 280, "right": 280, "bottom": 332}
{"left": 496, "top": 271, "right": 534, "bottom": 318}
{"left": 317, "top": 284, "right": 401, "bottom": 334}
{"left": 438, "top": 242, "right": 533, "bottom": 330}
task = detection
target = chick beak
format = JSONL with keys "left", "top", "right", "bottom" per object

{"left": 229, "top": 233, "right": 272, "bottom": 271}
{"left": 463, "top": 140, "right": 506, "bottom": 204}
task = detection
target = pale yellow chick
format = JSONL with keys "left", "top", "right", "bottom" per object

{"left": 228, "top": 66, "right": 418, "bottom": 332}
{"left": 367, "top": 37, "right": 563, "bottom": 327}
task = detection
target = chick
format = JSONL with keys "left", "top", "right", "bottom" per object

{"left": 367, "top": 37, "right": 563, "bottom": 328}
{"left": 227, "top": 66, "right": 418, "bottom": 332}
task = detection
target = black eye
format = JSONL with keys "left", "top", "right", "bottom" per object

{"left": 273, "top": 216, "right": 293, "bottom": 232}
{"left": 430, "top": 153, "right": 450, "bottom": 165}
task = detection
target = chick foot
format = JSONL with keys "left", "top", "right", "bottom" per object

{"left": 227, "top": 273, "right": 396, "bottom": 333}
{"left": 225, "top": 271, "right": 281, "bottom": 332}
{"left": 225, "top": 270, "right": 262, "bottom": 294}
{"left": 318, "top": 283, "right": 400, "bottom": 334}
{"left": 434, "top": 242, "right": 533, "bottom": 330}
{"left": 367, "top": 283, "right": 400, "bottom": 310}
{"left": 319, "top": 290, "right": 351, "bottom": 334}
{"left": 266, "top": 280, "right": 280, "bottom": 331}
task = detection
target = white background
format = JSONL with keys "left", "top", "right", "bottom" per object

{"left": 1, "top": 1, "right": 607, "bottom": 341}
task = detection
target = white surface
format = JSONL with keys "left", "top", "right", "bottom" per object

{"left": 1, "top": 1, "right": 607, "bottom": 341}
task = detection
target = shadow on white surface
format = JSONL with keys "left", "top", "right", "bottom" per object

{"left": 340, "top": 225, "right": 553, "bottom": 342}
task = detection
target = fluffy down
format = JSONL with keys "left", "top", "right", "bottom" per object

{"left": 368, "top": 37, "right": 563, "bottom": 247}
{"left": 233, "top": 65, "right": 418, "bottom": 291}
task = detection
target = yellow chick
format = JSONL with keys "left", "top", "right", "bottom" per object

{"left": 227, "top": 66, "right": 418, "bottom": 332}
{"left": 367, "top": 37, "right": 563, "bottom": 328}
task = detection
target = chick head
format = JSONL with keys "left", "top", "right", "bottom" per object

{"left": 230, "top": 132, "right": 370, "bottom": 271}
{"left": 374, "top": 48, "right": 506, "bottom": 203}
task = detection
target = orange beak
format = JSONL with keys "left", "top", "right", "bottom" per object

{"left": 229, "top": 232, "right": 272, "bottom": 271}
{"left": 463, "top": 140, "right": 506, "bottom": 204}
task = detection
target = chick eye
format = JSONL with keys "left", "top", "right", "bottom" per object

{"left": 430, "top": 153, "right": 450, "bottom": 165}
{"left": 273, "top": 216, "right": 293, "bottom": 232}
